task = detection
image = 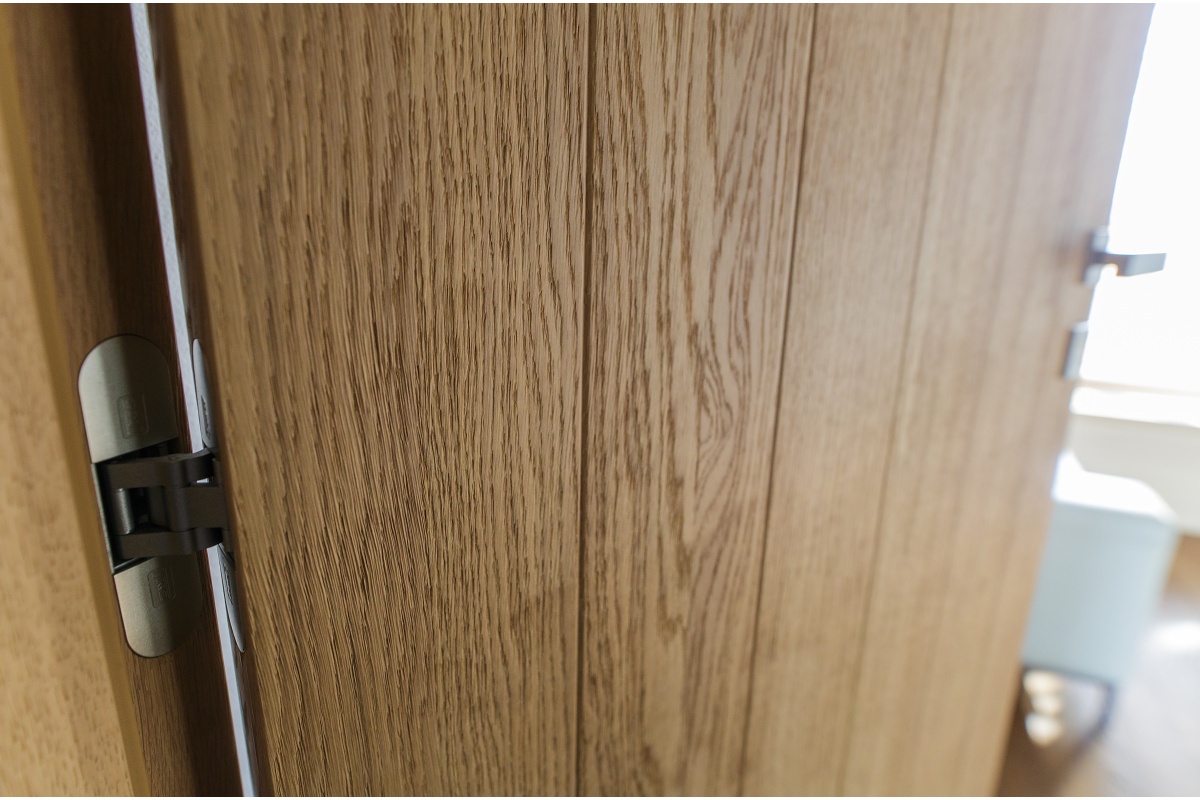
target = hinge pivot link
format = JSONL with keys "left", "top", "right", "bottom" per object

{"left": 100, "top": 449, "right": 228, "bottom": 561}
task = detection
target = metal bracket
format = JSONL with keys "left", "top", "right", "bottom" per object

{"left": 1065, "top": 230, "right": 1169, "bottom": 379}
{"left": 99, "top": 449, "right": 227, "bottom": 561}
{"left": 1084, "top": 227, "right": 1167, "bottom": 285}
{"left": 1061, "top": 321, "right": 1089, "bottom": 381}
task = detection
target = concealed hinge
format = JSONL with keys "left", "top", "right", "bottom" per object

{"left": 99, "top": 449, "right": 227, "bottom": 561}
{"left": 78, "top": 334, "right": 222, "bottom": 658}
{"left": 1061, "top": 321, "right": 1089, "bottom": 381}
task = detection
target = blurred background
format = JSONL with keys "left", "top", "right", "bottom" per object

{"left": 1000, "top": 4, "right": 1200, "bottom": 794}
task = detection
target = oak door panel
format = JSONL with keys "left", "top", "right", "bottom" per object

{"left": 829, "top": 6, "right": 1149, "bottom": 795}
{"left": 953, "top": 7, "right": 1153, "bottom": 789}
{"left": 743, "top": 6, "right": 951, "bottom": 794}
{"left": 582, "top": 6, "right": 813, "bottom": 795}
{"left": 747, "top": 5, "right": 1148, "bottom": 795}
{"left": 152, "top": 4, "right": 1148, "bottom": 795}
{"left": 160, "top": 6, "right": 586, "bottom": 794}
{"left": 840, "top": 6, "right": 1050, "bottom": 793}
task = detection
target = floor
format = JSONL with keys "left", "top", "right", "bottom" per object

{"left": 998, "top": 535, "right": 1200, "bottom": 796}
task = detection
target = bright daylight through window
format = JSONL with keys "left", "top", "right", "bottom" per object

{"left": 1081, "top": 3, "right": 1200, "bottom": 398}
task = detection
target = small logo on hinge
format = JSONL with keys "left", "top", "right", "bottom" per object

{"left": 118, "top": 393, "right": 150, "bottom": 439}
{"left": 147, "top": 567, "right": 177, "bottom": 608}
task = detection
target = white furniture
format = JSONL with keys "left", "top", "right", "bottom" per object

{"left": 1022, "top": 453, "right": 1179, "bottom": 686}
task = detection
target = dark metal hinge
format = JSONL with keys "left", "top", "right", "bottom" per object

{"left": 99, "top": 448, "right": 228, "bottom": 561}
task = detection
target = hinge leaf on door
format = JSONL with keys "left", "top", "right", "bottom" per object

{"left": 78, "top": 334, "right": 230, "bottom": 657}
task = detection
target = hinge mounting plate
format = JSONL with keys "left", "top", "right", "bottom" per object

{"left": 78, "top": 335, "right": 228, "bottom": 658}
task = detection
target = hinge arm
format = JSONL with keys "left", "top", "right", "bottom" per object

{"left": 100, "top": 449, "right": 228, "bottom": 561}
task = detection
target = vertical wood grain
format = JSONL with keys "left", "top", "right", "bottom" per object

{"left": 582, "top": 6, "right": 812, "bottom": 794}
{"left": 746, "top": 5, "right": 1147, "bottom": 794}
{"left": 840, "top": 7, "right": 1049, "bottom": 792}
{"left": 147, "top": 4, "right": 1149, "bottom": 794}
{"left": 839, "top": 6, "right": 1150, "bottom": 794}
{"left": 2, "top": 6, "right": 238, "bottom": 794}
{"left": 0, "top": 26, "right": 136, "bottom": 793}
{"left": 742, "top": 6, "right": 952, "bottom": 794}
{"left": 958, "top": 8, "right": 1153, "bottom": 791}
{"left": 159, "top": 7, "right": 586, "bottom": 794}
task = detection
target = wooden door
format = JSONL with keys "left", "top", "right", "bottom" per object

{"left": 144, "top": 4, "right": 1148, "bottom": 795}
